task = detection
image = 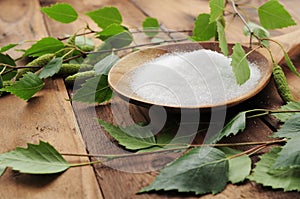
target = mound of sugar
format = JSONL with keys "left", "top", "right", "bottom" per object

{"left": 130, "top": 49, "right": 261, "bottom": 106}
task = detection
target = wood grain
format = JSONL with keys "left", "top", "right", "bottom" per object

{"left": 40, "top": 0, "right": 147, "bottom": 37}
{"left": 0, "top": 0, "right": 48, "bottom": 58}
{"left": 1, "top": 0, "right": 300, "bottom": 198}
{"left": 0, "top": 79, "right": 102, "bottom": 199}
{"left": 0, "top": 0, "right": 102, "bottom": 198}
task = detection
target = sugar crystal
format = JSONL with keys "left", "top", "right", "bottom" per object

{"left": 130, "top": 49, "right": 261, "bottom": 106}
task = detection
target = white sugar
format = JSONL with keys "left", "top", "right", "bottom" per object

{"left": 130, "top": 49, "right": 261, "bottom": 106}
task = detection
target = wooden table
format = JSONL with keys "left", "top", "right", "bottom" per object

{"left": 1, "top": 0, "right": 300, "bottom": 198}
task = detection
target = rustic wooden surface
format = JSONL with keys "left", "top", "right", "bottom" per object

{"left": 0, "top": 0, "right": 300, "bottom": 199}
{"left": 0, "top": 1, "right": 102, "bottom": 199}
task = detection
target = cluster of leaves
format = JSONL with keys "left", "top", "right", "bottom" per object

{"left": 0, "top": 3, "right": 160, "bottom": 103}
{"left": 1, "top": 102, "right": 300, "bottom": 195}
{"left": 0, "top": 1, "right": 299, "bottom": 104}
{"left": 192, "top": 0, "right": 300, "bottom": 92}
{"left": 100, "top": 102, "right": 300, "bottom": 194}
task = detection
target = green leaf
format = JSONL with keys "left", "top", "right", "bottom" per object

{"left": 86, "top": 7, "right": 122, "bottom": 29}
{"left": 209, "top": 0, "right": 225, "bottom": 23}
{"left": 142, "top": 17, "right": 160, "bottom": 37}
{"left": 283, "top": 51, "right": 300, "bottom": 78}
{"left": 83, "top": 42, "right": 112, "bottom": 65}
{"left": 216, "top": 18, "right": 228, "bottom": 56}
{"left": 209, "top": 111, "right": 247, "bottom": 143}
{"left": 0, "top": 164, "right": 6, "bottom": 176}
{"left": 272, "top": 101, "right": 300, "bottom": 122}
{"left": 220, "top": 147, "right": 251, "bottom": 184}
{"left": 94, "top": 54, "right": 119, "bottom": 75}
{"left": 97, "top": 24, "right": 126, "bottom": 41}
{"left": 271, "top": 137, "right": 300, "bottom": 170}
{"left": 248, "top": 147, "right": 300, "bottom": 191}
{"left": 230, "top": 43, "right": 250, "bottom": 85}
{"left": 72, "top": 75, "right": 112, "bottom": 104}
{"left": 273, "top": 113, "right": 300, "bottom": 139}
{"left": 105, "top": 31, "right": 133, "bottom": 49}
{"left": 0, "top": 141, "right": 70, "bottom": 174}
{"left": 41, "top": 3, "right": 78, "bottom": 23}
{"left": 0, "top": 53, "right": 15, "bottom": 66}
{"left": 1, "top": 70, "right": 16, "bottom": 82}
{"left": 140, "top": 147, "right": 228, "bottom": 195}
{"left": 243, "top": 22, "right": 270, "bottom": 47}
{"left": 258, "top": 0, "right": 296, "bottom": 30}
{"left": 192, "top": 14, "right": 216, "bottom": 41}
{"left": 24, "top": 37, "right": 64, "bottom": 57}
{"left": 75, "top": 36, "right": 94, "bottom": 49}
{"left": 0, "top": 43, "right": 18, "bottom": 53}
{"left": 0, "top": 53, "right": 16, "bottom": 81}
{"left": 156, "top": 130, "right": 195, "bottom": 147}
{"left": 0, "top": 72, "right": 44, "bottom": 100}
{"left": 0, "top": 76, "right": 3, "bottom": 88}
{"left": 98, "top": 120, "right": 156, "bottom": 150}
{"left": 138, "top": 134, "right": 191, "bottom": 153}
{"left": 38, "top": 57, "right": 63, "bottom": 79}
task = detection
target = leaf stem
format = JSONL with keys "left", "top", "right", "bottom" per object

{"left": 69, "top": 160, "right": 102, "bottom": 167}
{"left": 248, "top": 108, "right": 300, "bottom": 115}
{"left": 246, "top": 112, "right": 269, "bottom": 119}
{"left": 61, "top": 49, "right": 75, "bottom": 59}
{"left": 243, "top": 108, "right": 300, "bottom": 119}
{"left": 0, "top": 66, "right": 7, "bottom": 75}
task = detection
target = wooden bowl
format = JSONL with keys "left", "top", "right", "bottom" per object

{"left": 108, "top": 42, "right": 272, "bottom": 111}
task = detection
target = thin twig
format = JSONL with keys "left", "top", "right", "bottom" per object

{"left": 61, "top": 146, "right": 187, "bottom": 159}
{"left": 0, "top": 66, "right": 7, "bottom": 75}
{"left": 87, "top": 38, "right": 188, "bottom": 55}
{"left": 230, "top": 0, "right": 251, "bottom": 32}
{"left": 130, "top": 29, "right": 192, "bottom": 34}
{"left": 58, "top": 30, "right": 96, "bottom": 41}
{"left": 58, "top": 29, "right": 192, "bottom": 41}
{"left": 228, "top": 144, "right": 267, "bottom": 159}
{"left": 61, "top": 139, "right": 286, "bottom": 159}
{"left": 231, "top": 2, "right": 252, "bottom": 45}
{"left": 62, "top": 54, "right": 84, "bottom": 63}
{"left": 230, "top": 0, "right": 260, "bottom": 48}
{"left": 3, "top": 65, "right": 41, "bottom": 69}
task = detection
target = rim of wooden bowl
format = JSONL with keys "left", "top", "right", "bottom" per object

{"left": 108, "top": 42, "right": 272, "bottom": 111}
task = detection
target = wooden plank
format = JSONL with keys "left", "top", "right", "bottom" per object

{"left": 39, "top": 0, "right": 300, "bottom": 198}
{"left": 73, "top": 100, "right": 191, "bottom": 199}
{"left": 283, "top": 55, "right": 300, "bottom": 101}
{"left": 40, "top": 0, "right": 146, "bottom": 37}
{"left": 68, "top": 0, "right": 300, "bottom": 198}
{"left": 0, "top": 0, "right": 48, "bottom": 57}
{"left": 131, "top": 0, "right": 300, "bottom": 42}
{"left": 0, "top": 80, "right": 102, "bottom": 199}
{"left": 0, "top": 0, "right": 102, "bottom": 198}
{"left": 40, "top": 1, "right": 186, "bottom": 198}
